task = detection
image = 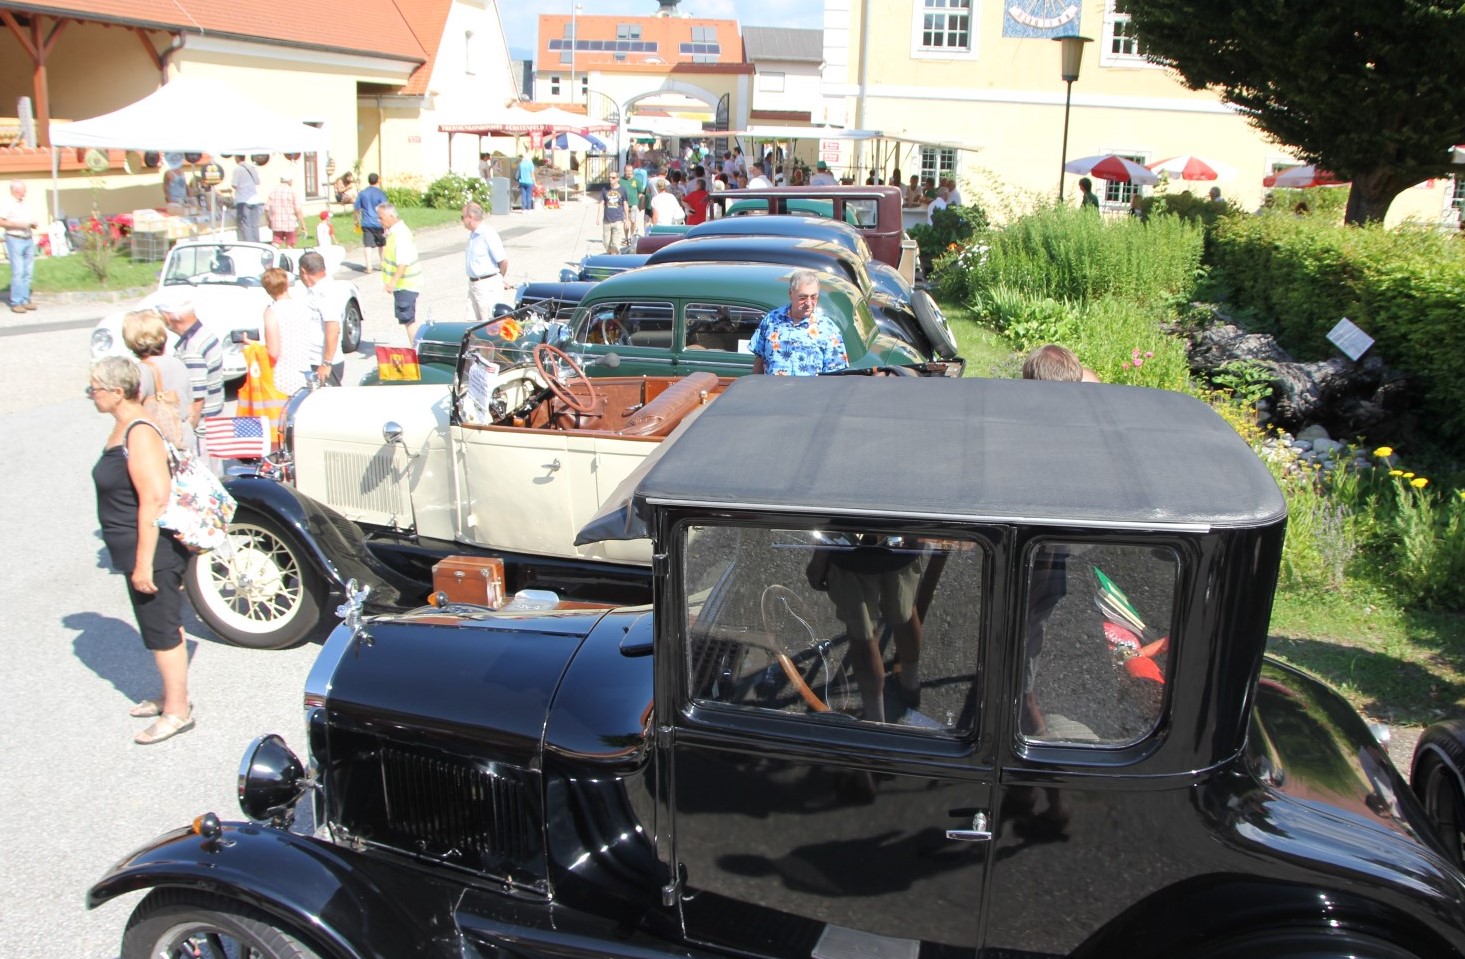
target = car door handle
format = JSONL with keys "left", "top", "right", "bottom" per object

{"left": 946, "top": 812, "right": 991, "bottom": 842}
{"left": 543, "top": 458, "right": 561, "bottom": 472}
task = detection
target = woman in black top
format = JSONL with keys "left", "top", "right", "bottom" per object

{"left": 90, "top": 357, "right": 195, "bottom": 745}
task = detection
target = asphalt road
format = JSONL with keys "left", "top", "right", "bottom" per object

{"left": 0, "top": 200, "right": 605, "bottom": 959}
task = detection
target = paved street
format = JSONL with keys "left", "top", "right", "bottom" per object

{"left": 0, "top": 197, "right": 604, "bottom": 959}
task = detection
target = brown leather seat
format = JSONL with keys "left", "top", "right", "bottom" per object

{"left": 618, "top": 372, "right": 720, "bottom": 437}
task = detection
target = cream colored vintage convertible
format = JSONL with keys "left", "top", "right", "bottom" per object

{"left": 187, "top": 341, "right": 731, "bottom": 648}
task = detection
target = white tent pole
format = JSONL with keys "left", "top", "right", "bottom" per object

{"left": 50, "top": 146, "right": 60, "bottom": 221}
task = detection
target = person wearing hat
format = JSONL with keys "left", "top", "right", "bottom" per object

{"left": 267, "top": 174, "right": 305, "bottom": 248}
{"left": 810, "top": 160, "right": 838, "bottom": 186}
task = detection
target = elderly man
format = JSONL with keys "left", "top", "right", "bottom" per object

{"left": 749, "top": 269, "right": 849, "bottom": 376}
{"left": 230, "top": 156, "right": 262, "bottom": 242}
{"left": 809, "top": 160, "right": 839, "bottom": 186}
{"left": 746, "top": 162, "right": 773, "bottom": 189}
{"left": 926, "top": 186, "right": 950, "bottom": 225}
{"left": 1, "top": 180, "right": 38, "bottom": 313}
{"left": 159, "top": 299, "right": 224, "bottom": 450}
{"left": 266, "top": 174, "right": 305, "bottom": 248}
{"left": 378, "top": 202, "right": 423, "bottom": 344}
{"left": 297, "top": 250, "right": 342, "bottom": 385}
{"left": 461, "top": 202, "right": 509, "bottom": 322}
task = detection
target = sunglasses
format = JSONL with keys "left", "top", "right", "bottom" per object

{"left": 85, "top": 385, "right": 118, "bottom": 398}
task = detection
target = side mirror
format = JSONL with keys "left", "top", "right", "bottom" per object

{"left": 559, "top": 268, "right": 578, "bottom": 283}
{"left": 600, "top": 352, "right": 622, "bottom": 369}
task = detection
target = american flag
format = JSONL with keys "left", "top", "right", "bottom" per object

{"left": 203, "top": 416, "right": 271, "bottom": 459}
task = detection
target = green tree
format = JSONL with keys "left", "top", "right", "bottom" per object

{"left": 1123, "top": 0, "right": 1465, "bottom": 224}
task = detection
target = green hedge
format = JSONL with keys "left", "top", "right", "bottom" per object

{"left": 1209, "top": 217, "right": 1465, "bottom": 438}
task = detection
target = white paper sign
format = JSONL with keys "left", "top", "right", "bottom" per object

{"left": 1327, "top": 317, "right": 1374, "bottom": 361}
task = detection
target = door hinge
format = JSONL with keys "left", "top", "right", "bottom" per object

{"left": 651, "top": 552, "right": 669, "bottom": 576}
{"left": 655, "top": 724, "right": 675, "bottom": 748}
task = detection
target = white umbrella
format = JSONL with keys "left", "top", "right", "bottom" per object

{"left": 1264, "top": 165, "right": 1348, "bottom": 188}
{"left": 1147, "top": 154, "right": 1237, "bottom": 181}
{"left": 1063, "top": 154, "right": 1160, "bottom": 185}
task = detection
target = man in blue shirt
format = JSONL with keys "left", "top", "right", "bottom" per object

{"left": 750, "top": 270, "right": 849, "bottom": 376}
{"left": 517, "top": 154, "right": 535, "bottom": 212}
{"left": 353, "top": 173, "right": 389, "bottom": 273}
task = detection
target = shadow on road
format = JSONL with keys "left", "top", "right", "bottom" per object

{"left": 65, "top": 610, "right": 198, "bottom": 705}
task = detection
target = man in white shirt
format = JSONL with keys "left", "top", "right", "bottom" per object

{"left": 927, "top": 187, "right": 950, "bottom": 225}
{"left": 460, "top": 201, "right": 509, "bottom": 322}
{"left": 746, "top": 162, "right": 773, "bottom": 189}
{"left": 648, "top": 178, "right": 686, "bottom": 226}
{"left": 942, "top": 177, "right": 963, "bottom": 207}
{"left": 809, "top": 160, "right": 839, "bottom": 186}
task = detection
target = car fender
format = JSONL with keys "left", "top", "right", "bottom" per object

{"left": 225, "top": 476, "right": 415, "bottom": 611}
{"left": 87, "top": 822, "right": 459, "bottom": 959}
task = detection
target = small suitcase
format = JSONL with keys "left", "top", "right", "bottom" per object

{"left": 431, "top": 556, "right": 506, "bottom": 608}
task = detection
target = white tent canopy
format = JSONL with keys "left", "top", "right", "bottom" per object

{"left": 50, "top": 76, "right": 328, "bottom": 154}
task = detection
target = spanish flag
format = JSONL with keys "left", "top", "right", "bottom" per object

{"left": 375, "top": 345, "right": 421, "bottom": 381}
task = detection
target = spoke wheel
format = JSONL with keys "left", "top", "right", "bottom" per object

{"left": 533, "top": 342, "right": 600, "bottom": 413}
{"left": 122, "top": 889, "right": 322, "bottom": 959}
{"left": 185, "top": 509, "right": 324, "bottom": 649}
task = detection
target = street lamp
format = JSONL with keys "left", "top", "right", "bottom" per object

{"left": 569, "top": 2, "right": 583, "bottom": 106}
{"left": 1054, "top": 35, "right": 1091, "bottom": 204}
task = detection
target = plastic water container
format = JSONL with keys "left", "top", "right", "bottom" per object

{"left": 499, "top": 589, "right": 560, "bottom": 612}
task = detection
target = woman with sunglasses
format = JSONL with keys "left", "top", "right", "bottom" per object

{"left": 89, "top": 356, "right": 195, "bottom": 745}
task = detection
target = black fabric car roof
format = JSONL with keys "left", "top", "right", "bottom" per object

{"left": 594, "top": 376, "right": 1285, "bottom": 538}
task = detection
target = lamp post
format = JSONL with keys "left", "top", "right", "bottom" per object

{"left": 1054, "top": 35, "right": 1091, "bottom": 204}
{"left": 569, "top": 3, "right": 581, "bottom": 105}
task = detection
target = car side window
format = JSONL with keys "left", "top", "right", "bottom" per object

{"left": 681, "top": 524, "right": 984, "bottom": 734}
{"left": 1021, "top": 543, "right": 1177, "bottom": 747}
{"left": 577, "top": 300, "right": 675, "bottom": 349}
{"left": 683, "top": 303, "right": 763, "bottom": 353}
{"left": 846, "top": 199, "right": 878, "bottom": 228}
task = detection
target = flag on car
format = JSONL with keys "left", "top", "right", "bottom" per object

{"left": 375, "top": 345, "right": 421, "bottom": 381}
{"left": 203, "top": 415, "right": 271, "bottom": 459}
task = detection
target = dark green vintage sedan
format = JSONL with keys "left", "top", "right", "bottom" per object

{"left": 375, "top": 261, "right": 962, "bottom": 384}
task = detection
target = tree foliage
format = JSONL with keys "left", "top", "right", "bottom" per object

{"left": 1123, "top": 0, "right": 1465, "bottom": 224}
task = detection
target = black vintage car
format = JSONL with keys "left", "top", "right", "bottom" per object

{"left": 90, "top": 377, "right": 1465, "bottom": 959}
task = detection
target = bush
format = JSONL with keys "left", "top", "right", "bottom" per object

{"left": 423, "top": 172, "right": 491, "bottom": 211}
{"left": 384, "top": 185, "right": 425, "bottom": 208}
{"left": 909, "top": 203, "right": 988, "bottom": 272}
{"left": 1209, "top": 216, "right": 1465, "bottom": 440}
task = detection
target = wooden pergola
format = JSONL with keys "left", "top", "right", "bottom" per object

{"left": 0, "top": 6, "right": 175, "bottom": 147}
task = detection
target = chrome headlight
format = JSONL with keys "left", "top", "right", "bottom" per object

{"left": 90, "top": 328, "right": 114, "bottom": 357}
{"left": 238, "top": 733, "right": 306, "bottom": 825}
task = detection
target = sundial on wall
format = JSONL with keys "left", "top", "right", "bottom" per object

{"left": 1004, "top": 0, "right": 1081, "bottom": 37}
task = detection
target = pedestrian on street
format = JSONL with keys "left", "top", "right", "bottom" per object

{"left": 619, "top": 165, "right": 644, "bottom": 239}
{"left": 517, "top": 154, "right": 536, "bottom": 212}
{"left": 297, "top": 250, "right": 342, "bottom": 385}
{"left": 159, "top": 298, "right": 224, "bottom": 445}
{"left": 378, "top": 202, "right": 423, "bottom": 344}
{"left": 229, "top": 156, "right": 262, "bottom": 242}
{"left": 600, "top": 178, "right": 630, "bottom": 254}
{"left": 353, "top": 173, "right": 388, "bottom": 273}
{"left": 1, "top": 179, "right": 38, "bottom": 313}
{"left": 88, "top": 355, "right": 196, "bottom": 745}
{"left": 461, "top": 201, "right": 509, "bottom": 322}
{"left": 750, "top": 269, "right": 848, "bottom": 376}
{"left": 266, "top": 174, "right": 305, "bottom": 247}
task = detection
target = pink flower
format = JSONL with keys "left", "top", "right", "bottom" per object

{"left": 1133, "top": 358, "right": 1144, "bottom": 368}
{"left": 1144, "top": 351, "right": 1154, "bottom": 358}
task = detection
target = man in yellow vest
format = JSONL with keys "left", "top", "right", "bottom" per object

{"left": 377, "top": 202, "right": 423, "bottom": 344}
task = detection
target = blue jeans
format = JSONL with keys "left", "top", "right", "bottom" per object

{"left": 519, "top": 181, "right": 534, "bottom": 211}
{"left": 5, "top": 234, "right": 34, "bottom": 306}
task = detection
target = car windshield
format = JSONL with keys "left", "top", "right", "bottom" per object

{"left": 163, "top": 245, "right": 275, "bottom": 286}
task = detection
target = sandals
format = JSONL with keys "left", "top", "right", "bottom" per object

{"left": 134, "top": 710, "right": 195, "bottom": 745}
{"left": 129, "top": 699, "right": 163, "bottom": 718}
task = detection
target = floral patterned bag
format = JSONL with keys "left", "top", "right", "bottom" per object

{"left": 128, "top": 420, "right": 237, "bottom": 551}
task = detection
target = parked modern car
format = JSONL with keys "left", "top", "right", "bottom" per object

{"left": 392, "top": 261, "right": 961, "bottom": 386}
{"left": 185, "top": 331, "right": 731, "bottom": 649}
{"left": 89, "top": 240, "right": 364, "bottom": 380}
{"left": 89, "top": 376, "right": 1465, "bottom": 959}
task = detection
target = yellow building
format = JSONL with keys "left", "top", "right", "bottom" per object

{"left": 822, "top": 0, "right": 1459, "bottom": 226}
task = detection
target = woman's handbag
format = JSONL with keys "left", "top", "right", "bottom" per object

{"left": 126, "top": 421, "right": 238, "bottom": 552}
{"left": 235, "top": 341, "right": 290, "bottom": 447}
{"left": 141, "top": 358, "right": 185, "bottom": 447}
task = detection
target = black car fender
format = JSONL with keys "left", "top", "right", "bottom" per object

{"left": 225, "top": 476, "right": 414, "bottom": 611}
{"left": 87, "top": 822, "right": 462, "bottom": 959}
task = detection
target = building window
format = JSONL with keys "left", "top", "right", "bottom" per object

{"left": 680, "top": 42, "right": 721, "bottom": 56}
{"left": 616, "top": 23, "right": 641, "bottom": 40}
{"left": 1103, "top": 152, "right": 1149, "bottom": 205}
{"left": 581, "top": 75, "right": 589, "bottom": 98}
{"left": 303, "top": 122, "right": 324, "bottom": 199}
{"left": 1101, "top": 0, "right": 1158, "bottom": 67}
{"left": 691, "top": 26, "right": 718, "bottom": 43}
{"left": 920, "top": 146, "right": 957, "bottom": 186}
{"left": 550, "top": 76, "right": 561, "bottom": 96}
{"left": 1452, "top": 175, "right": 1464, "bottom": 213}
{"left": 759, "top": 71, "right": 786, "bottom": 93}
{"left": 919, "top": 0, "right": 972, "bottom": 52}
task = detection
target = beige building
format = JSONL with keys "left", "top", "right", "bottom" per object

{"left": 821, "top": 0, "right": 1459, "bottom": 226}
{"left": 0, "top": 0, "right": 518, "bottom": 225}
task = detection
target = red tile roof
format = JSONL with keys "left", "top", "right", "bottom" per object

{"left": 536, "top": 13, "right": 743, "bottom": 71}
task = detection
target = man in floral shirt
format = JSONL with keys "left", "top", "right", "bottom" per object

{"left": 750, "top": 270, "right": 849, "bottom": 375}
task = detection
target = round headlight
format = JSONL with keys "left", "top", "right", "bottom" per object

{"left": 90, "top": 328, "right": 114, "bottom": 357}
{"left": 237, "top": 733, "right": 306, "bottom": 823}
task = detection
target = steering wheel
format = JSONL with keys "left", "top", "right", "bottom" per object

{"left": 760, "top": 585, "right": 853, "bottom": 714}
{"left": 590, "top": 317, "right": 626, "bottom": 345}
{"left": 533, "top": 343, "right": 600, "bottom": 414}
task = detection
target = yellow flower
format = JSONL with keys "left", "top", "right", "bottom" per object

{"left": 1373, "top": 446, "right": 1393, "bottom": 458}
{"left": 1404, "top": 472, "right": 1415, "bottom": 479}
{"left": 1412, "top": 477, "right": 1429, "bottom": 488}
{"left": 1389, "top": 469, "right": 1403, "bottom": 476}
{"left": 1457, "top": 490, "right": 1465, "bottom": 502}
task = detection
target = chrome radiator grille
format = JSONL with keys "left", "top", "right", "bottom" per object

{"left": 379, "top": 747, "right": 537, "bottom": 865}
{"left": 321, "top": 449, "right": 404, "bottom": 520}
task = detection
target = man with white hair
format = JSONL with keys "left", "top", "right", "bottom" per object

{"left": 158, "top": 298, "right": 224, "bottom": 447}
{"left": 0, "top": 179, "right": 38, "bottom": 313}
{"left": 267, "top": 173, "right": 305, "bottom": 247}
{"left": 749, "top": 269, "right": 849, "bottom": 376}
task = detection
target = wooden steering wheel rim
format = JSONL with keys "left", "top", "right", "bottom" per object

{"left": 533, "top": 342, "right": 599, "bottom": 414}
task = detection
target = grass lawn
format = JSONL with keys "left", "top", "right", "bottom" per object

{"left": 937, "top": 288, "right": 1465, "bottom": 730}
{"left": 2, "top": 206, "right": 464, "bottom": 295}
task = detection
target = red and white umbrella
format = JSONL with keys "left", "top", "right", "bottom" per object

{"left": 1063, "top": 154, "right": 1160, "bottom": 186}
{"left": 1147, "top": 154, "right": 1236, "bottom": 181}
{"left": 1264, "top": 165, "right": 1348, "bottom": 188}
